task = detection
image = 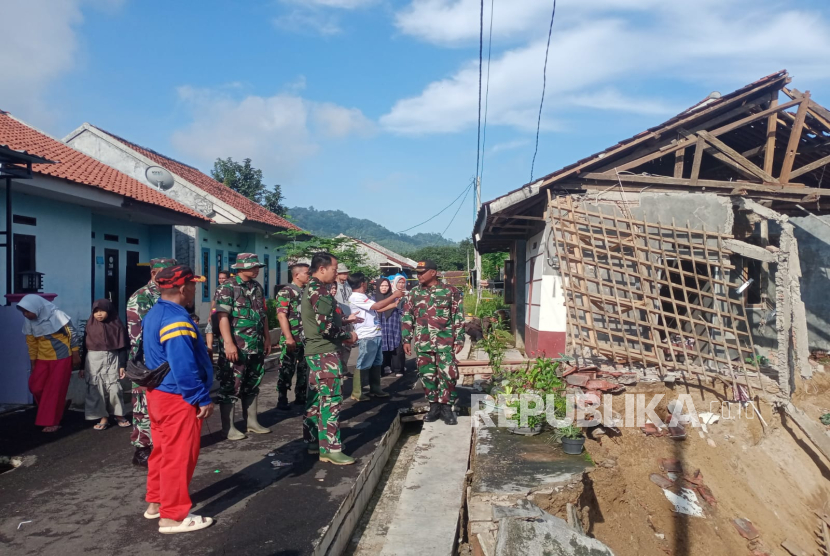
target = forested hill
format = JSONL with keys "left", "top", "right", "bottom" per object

{"left": 287, "top": 206, "right": 455, "bottom": 254}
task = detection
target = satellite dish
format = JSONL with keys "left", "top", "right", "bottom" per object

{"left": 145, "top": 166, "right": 175, "bottom": 190}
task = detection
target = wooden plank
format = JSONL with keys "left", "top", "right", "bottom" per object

{"left": 789, "top": 152, "right": 830, "bottom": 180}
{"left": 581, "top": 172, "right": 822, "bottom": 194}
{"left": 710, "top": 96, "right": 802, "bottom": 137}
{"left": 764, "top": 97, "right": 778, "bottom": 175}
{"left": 779, "top": 91, "right": 811, "bottom": 184}
{"left": 697, "top": 130, "right": 778, "bottom": 183}
{"left": 674, "top": 147, "right": 685, "bottom": 178}
{"left": 690, "top": 138, "right": 705, "bottom": 185}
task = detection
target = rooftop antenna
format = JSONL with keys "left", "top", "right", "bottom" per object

{"left": 145, "top": 166, "right": 175, "bottom": 190}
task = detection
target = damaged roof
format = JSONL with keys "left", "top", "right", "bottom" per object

{"left": 476, "top": 70, "right": 830, "bottom": 251}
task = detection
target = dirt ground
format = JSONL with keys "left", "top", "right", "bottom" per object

{"left": 568, "top": 374, "right": 830, "bottom": 556}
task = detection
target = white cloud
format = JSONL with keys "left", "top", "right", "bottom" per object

{"left": 171, "top": 87, "right": 373, "bottom": 180}
{"left": 313, "top": 103, "right": 375, "bottom": 138}
{"left": 273, "top": 10, "right": 342, "bottom": 36}
{"left": 0, "top": 1, "right": 83, "bottom": 125}
{"left": 487, "top": 139, "right": 530, "bottom": 155}
{"left": 274, "top": 0, "right": 377, "bottom": 35}
{"left": 385, "top": 0, "right": 830, "bottom": 135}
{"left": 290, "top": 0, "right": 377, "bottom": 7}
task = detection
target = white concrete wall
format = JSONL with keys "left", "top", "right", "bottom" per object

{"left": 67, "top": 129, "right": 237, "bottom": 224}
{"left": 525, "top": 227, "right": 567, "bottom": 334}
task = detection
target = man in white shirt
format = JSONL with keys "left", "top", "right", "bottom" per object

{"left": 347, "top": 272, "right": 404, "bottom": 401}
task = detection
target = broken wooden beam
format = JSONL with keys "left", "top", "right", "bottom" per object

{"left": 779, "top": 91, "right": 811, "bottom": 184}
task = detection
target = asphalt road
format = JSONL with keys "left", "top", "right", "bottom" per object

{"left": 0, "top": 359, "right": 424, "bottom": 556}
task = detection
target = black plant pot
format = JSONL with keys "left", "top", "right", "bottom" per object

{"left": 561, "top": 436, "right": 585, "bottom": 455}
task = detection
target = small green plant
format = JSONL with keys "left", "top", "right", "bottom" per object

{"left": 266, "top": 298, "right": 279, "bottom": 329}
{"left": 558, "top": 424, "right": 584, "bottom": 440}
{"left": 475, "top": 293, "right": 507, "bottom": 319}
{"left": 821, "top": 413, "right": 830, "bottom": 426}
{"left": 745, "top": 354, "right": 769, "bottom": 367}
{"left": 480, "top": 327, "right": 507, "bottom": 374}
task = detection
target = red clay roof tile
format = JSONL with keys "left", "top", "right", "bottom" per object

{"left": 0, "top": 112, "right": 207, "bottom": 221}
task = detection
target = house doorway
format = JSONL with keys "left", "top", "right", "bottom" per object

{"left": 125, "top": 250, "right": 148, "bottom": 301}
{"left": 104, "top": 249, "right": 119, "bottom": 308}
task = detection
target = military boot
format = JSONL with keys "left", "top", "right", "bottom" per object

{"left": 276, "top": 390, "right": 290, "bottom": 411}
{"left": 349, "top": 368, "right": 369, "bottom": 402}
{"left": 440, "top": 404, "right": 458, "bottom": 426}
{"left": 423, "top": 402, "right": 441, "bottom": 422}
{"left": 132, "top": 446, "right": 152, "bottom": 467}
{"left": 242, "top": 395, "right": 271, "bottom": 434}
{"left": 368, "top": 365, "right": 390, "bottom": 398}
{"left": 320, "top": 451, "right": 355, "bottom": 466}
{"left": 220, "top": 401, "right": 247, "bottom": 441}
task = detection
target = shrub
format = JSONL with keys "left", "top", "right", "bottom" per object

{"left": 266, "top": 298, "right": 279, "bottom": 329}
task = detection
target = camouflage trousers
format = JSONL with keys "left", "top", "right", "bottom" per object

{"left": 303, "top": 352, "right": 343, "bottom": 454}
{"left": 217, "top": 350, "right": 265, "bottom": 404}
{"left": 416, "top": 351, "right": 459, "bottom": 404}
{"left": 277, "top": 343, "right": 309, "bottom": 402}
{"left": 130, "top": 384, "right": 152, "bottom": 448}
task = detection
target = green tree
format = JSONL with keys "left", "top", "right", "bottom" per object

{"left": 274, "top": 230, "right": 378, "bottom": 278}
{"left": 482, "top": 252, "right": 509, "bottom": 280}
{"left": 211, "top": 157, "right": 287, "bottom": 216}
{"left": 407, "top": 239, "right": 474, "bottom": 271}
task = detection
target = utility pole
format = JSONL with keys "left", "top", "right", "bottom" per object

{"left": 474, "top": 176, "right": 482, "bottom": 302}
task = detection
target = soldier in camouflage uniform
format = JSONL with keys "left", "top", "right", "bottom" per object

{"left": 276, "top": 263, "right": 311, "bottom": 410}
{"left": 126, "top": 257, "right": 177, "bottom": 466}
{"left": 215, "top": 253, "right": 272, "bottom": 440}
{"left": 401, "top": 259, "right": 464, "bottom": 426}
{"left": 301, "top": 252, "right": 358, "bottom": 465}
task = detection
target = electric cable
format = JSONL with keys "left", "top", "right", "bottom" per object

{"left": 397, "top": 181, "right": 474, "bottom": 234}
{"left": 443, "top": 178, "right": 476, "bottom": 236}
{"left": 529, "top": 0, "right": 557, "bottom": 183}
{"left": 479, "top": 0, "right": 495, "bottom": 184}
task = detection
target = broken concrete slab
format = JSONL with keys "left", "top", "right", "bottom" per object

{"left": 494, "top": 514, "right": 615, "bottom": 556}
{"left": 491, "top": 499, "right": 546, "bottom": 521}
{"left": 472, "top": 423, "right": 592, "bottom": 496}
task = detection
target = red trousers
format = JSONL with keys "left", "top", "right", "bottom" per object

{"left": 145, "top": 389, "right": 203, "bottom": 521}
{"left": 29, "top": 358, "right": 72, "bottom": 427}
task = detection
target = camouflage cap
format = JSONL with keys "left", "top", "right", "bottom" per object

{"left": 156, "top": 265, "right": 206, "bottom": 288}
{"left": 231, "top": 253, "right": 266, "bottom": 270}
{"left": 149, "top": 257, "right": 177, "bottom": 270}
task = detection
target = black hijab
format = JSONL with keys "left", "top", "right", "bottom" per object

{"left": 375, "top": 278, "right": 395, "bottom": 321}
{"left": 85, "top": 299, "right": 129, "bottom": 352}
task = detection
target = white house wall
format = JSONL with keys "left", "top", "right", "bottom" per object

{"left": 524, "top": 226, "right": 568, "bottom": 357}
{"left": 66, "top": 129, "right": 241, "bottom": 224}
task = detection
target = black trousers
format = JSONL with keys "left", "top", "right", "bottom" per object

{"left": 382, "top": 344, "right": 405, "bottom": 373}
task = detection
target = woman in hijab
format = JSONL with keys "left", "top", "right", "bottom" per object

{"left": 376, "top": 277, "right": 405, "bottom": 377}
{"left": 80, "top": 299, "right": 130, "bottom": 430}
{"left": 17, "top": 295, "right": 82, "bottom": 432}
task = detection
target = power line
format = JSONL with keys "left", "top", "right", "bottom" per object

{"left": 443, "top": 178, "right": 476, "bottom": 236}
{"left": 397, "top": 181, "right": 474, "bottom": 234}
{"left": 529, "top": 0, "right": 557, "bottom": 184}
{"left": 474, "top": 0, "right": 484, "bottom": 223}
{"left": 479, "top": 0, "right": 495, "bottom": 184}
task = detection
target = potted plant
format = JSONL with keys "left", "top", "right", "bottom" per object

{"left": 559, "top": 424, "right": 585, "bottom": 455}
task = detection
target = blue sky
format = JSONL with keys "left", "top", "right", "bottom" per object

{"left": 4, "top": 0, "right": 830, "bottom": 241}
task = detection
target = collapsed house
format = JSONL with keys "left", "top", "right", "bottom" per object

{"left": 474, "top": 70, "right": 830, "bottom": 404}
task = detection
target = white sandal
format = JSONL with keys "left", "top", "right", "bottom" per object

{"left": 158, "top": 514, "right": 214, "bottom": 534}
{"left": 144, "top": 510, "right": 160, "bottom": 519}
